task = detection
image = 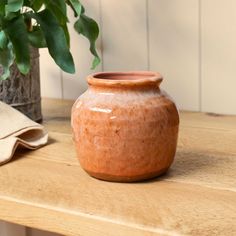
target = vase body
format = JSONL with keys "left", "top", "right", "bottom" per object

{"left": 0, "top": 47, "right": 42, "bottom": 122}
{"left": 71, "top": 71, "right": 179, "bottom": 182}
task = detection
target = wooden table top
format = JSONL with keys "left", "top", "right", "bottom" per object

{"left": 0, "top": 98, "right": 235, "bottom": 236}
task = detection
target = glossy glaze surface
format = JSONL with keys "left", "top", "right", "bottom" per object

{"left": 71, "top": 71, "right": 179, "bottom": 182}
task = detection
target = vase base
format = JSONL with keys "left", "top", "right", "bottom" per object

{"left": 84, "top": 168, "right": 169, "bottom": 183}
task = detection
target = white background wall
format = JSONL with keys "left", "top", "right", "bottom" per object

{"left": 41, "top": 0, "right": 236, "bottom": 115}
{"left": 1, "top": 0, "right": 236, "bottom": 236}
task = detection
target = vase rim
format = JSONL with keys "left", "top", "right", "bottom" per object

{"left": 87, "top": 71, "right": 163, "bottom": 88}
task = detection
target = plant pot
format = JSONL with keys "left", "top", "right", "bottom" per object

{"left": 0, "top": 47, "right": 42, "bottom": 122}
{"left": 71, "top": 71, "right": 179, "bottom": 182}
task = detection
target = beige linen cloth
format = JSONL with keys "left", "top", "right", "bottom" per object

{"left": 0, "top": 101, "right": 48, "bottom": 165}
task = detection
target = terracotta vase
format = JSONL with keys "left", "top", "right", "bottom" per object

{"left": 71, "top": 71, "right": 179, "bottom": 182}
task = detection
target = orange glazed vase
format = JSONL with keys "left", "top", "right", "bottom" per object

{"left": 71, "top": 71, "right": 179, "bottom": 182}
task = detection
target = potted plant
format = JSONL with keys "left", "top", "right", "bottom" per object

{"left": 0, "top": 0, "right": 100, "bottom": 121}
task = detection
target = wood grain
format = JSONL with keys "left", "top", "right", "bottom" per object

{"left": 0, "top": 98, "right": 235, "bottom": 236}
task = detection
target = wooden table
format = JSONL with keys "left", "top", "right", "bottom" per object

{"left": 0, "top": 98, "right": 235, "bottom": 236}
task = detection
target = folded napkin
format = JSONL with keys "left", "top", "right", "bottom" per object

{"left": 0, "top": 101, "right": 48, "bottom": 165}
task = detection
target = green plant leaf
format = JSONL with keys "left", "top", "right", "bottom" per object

{"left": 32, "top": 9, "right": 75, "bottom": 73}
{"left": 74, "top": 13, "right": 100, "bottom": 69}
{"left": 0, "top": 1, "right": 7, "bottom": 17}
{"left": 67, "top": 0, "right": 82, "bottom": 17}
{"left": 0, "top": 31, "right": 8, "bottom": 49}
{"left": 5, "top": 11, "right": 18, "bottom": 20}
{"left": 0, "top": 42, "right": 14, "bottom": 80}
{"left": 45, "top": 0, "right": 68, "bottom": 25}
{"left": 6, "top": 0, "right": 23, "bottom": 13}
{"left": 62, "top": 23, "right": 70, "bottom": 47}
{"left": 32, "top": 0, "right": 44, "bottom": 11}
{"left": 4, "top": 15, "right": 30, "bottom": 74}
{"left": 28, "top": 26, "right": 47, "bottom": 48}
{"left": 44, "top": 0, "right": 70, "bottom": 46}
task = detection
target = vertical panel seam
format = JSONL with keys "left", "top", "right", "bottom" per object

{"left": 145, "top": 0, "right": 150, "bottom": 70}
{"left": 199, "top": 0, "right": 202, "bottom": 111}
{"left": 98, "top": 0, "right": 104, "bottom": 71}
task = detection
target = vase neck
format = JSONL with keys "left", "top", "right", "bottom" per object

{"left": 87, "top": 71, "right": 163, "bottom": 91}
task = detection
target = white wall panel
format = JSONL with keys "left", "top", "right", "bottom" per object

{"left": 39, "top": 0, "right": 236, "bottom": 115}
{"left": 201, "top": 0, "right": 236, "bottom": 115}
{"left": 149, "top": 0, "right": 199, "bottom": 111}
{"left": 62, "top": 0, "right": 102, "bottom": 100}
{"left": 40, "top": 49, "right": 62, "bottom": 99}
{"left": 101, "top": 0, "right": 148, "bottom": 71}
